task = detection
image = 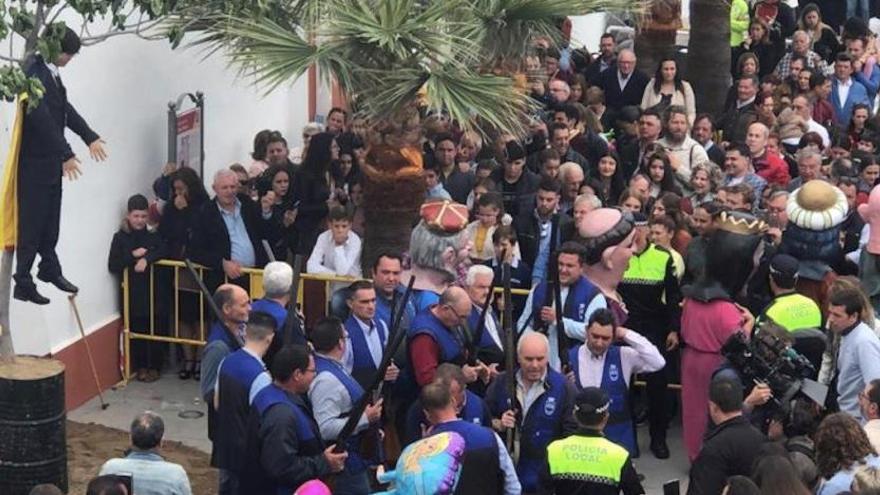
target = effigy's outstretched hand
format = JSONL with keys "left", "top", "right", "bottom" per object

{"left": 88, "top": 138, "right": 108, "bottom": 162}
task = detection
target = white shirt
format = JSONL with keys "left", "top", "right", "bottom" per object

{"left": 483, "top": 308, "right": 503, "bottom": 350}
{"left": 306, "top": 229, "right": 362, "bottom": 291}
{"left": 866, "top": 419, "right": 880, "bottom": 453}
{"left": 46, "top": 62, "right": 60, "bottom": 81}
{"left": 736, "top": 96, "right": 756, "bottom": 109}
{"left": 837, "top": 77, "right": 853, "bottom": 107}
{"left": 516, "top": 370, "right": 549, "bottom": 417}
{"left": 807, "top": 118, "right": 831, "bottom": 148}
{"left": 343, "top": 317, "right": 386, "bottom": 372}
{"left": 575, "top": 330, "right": 666, "bottom": 388}
{"left": 518, "top": 284, "right": 608, "bottom": 372}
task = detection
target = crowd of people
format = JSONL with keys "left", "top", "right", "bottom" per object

{"left": 71, "top": 2, "right": 880, "bottom": 495}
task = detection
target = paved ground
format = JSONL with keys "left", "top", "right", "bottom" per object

{"left": 71, "top": 374, "right": 691, "bottom": 494}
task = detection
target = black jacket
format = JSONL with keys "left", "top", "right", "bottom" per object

{"left": 598, "top": 68, "right": 650, "bottom": 112}
{"left": 189, "top": 194, "right": 269, "bottom": 272}
{"left": 490, "top": 168, "right": 540, "bottom": 221}
{"left": 687, "top": 416, "right": 766, "bottom": 495}
{"left": 718, "top": 101, "right": 759, "bottom": 145}
{"left": 108, "top": 226, "right": 168, "bottom": 318}
{"left": 20, "top": 56, "right": 99, "bottom": 186}
{"left": 158, "top": 199, "right": 206, "bottom": 260}
{"left": 513, "top": 211, "right": 574, "bottom": 273}
{"left": 291, "top": 168, "right": 330, "bottom": 254}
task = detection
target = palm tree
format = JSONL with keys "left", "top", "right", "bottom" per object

{"left": 183, "top": 0, "right": 636, "bottom": 270}
{"left": 634, "top": 0, "right": 682, "bottom": 75}
{"left": 686, "top": 0, "right": 730, "bottom": 117}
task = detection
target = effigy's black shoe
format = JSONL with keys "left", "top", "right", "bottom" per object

{"left": 39, "top": 274, "right": 79, "bottom": 293}
{"left": 13, "top": 285, "right": 50, "bottom": 305}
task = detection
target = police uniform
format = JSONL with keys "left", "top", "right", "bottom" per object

{"left": 538, "top": 387, "right": 644, "bottom": 495}
{"left": 757, "top": 254, "right": 823, "bottom": 332}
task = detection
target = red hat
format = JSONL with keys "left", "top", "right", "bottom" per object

{"left": 420, "top": 199, "right": 468, "bottom": 235}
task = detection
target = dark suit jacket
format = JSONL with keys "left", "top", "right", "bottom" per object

{"left": 598, "top": 68, "right": 650, "bottom": 112}
{"left": 718, "top": 102, "right": 758, "bottom": 145}
{"left": 190, "top": 194, "right": 269, "bottom": 272}
{"left": 513, "top": 211, "right": 574, "bottom": 271}
{"left": 584, "top": 58, "right": 615, "bottom": 86}
{"left": 20, "top": 56, "right": 98, "bottom": 186}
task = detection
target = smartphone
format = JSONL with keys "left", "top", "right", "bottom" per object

{"left": 663, "top": 479, "right": 680, "bottom": 495}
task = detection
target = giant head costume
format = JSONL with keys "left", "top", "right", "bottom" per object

{"left": 684, "top": 210, "right": 767, "bottom": 303}
{"left": 409, "top": 199, "right": 471, "bottom": 295}
{"left": 578, "top": 208, "right": 636, "bottom": 322}
{"left": 374, "top": 431, "right": 466, "bottom": 495}
{"left": 779, "top": 180, "right": 847, "bottom": 311}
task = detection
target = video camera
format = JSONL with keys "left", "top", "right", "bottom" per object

{"left": 721, "top": 331, "right": 827, "bottom": 417}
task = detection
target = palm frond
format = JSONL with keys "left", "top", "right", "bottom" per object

{"left": 464, "top": 0, "right": 640, "bottom": 60}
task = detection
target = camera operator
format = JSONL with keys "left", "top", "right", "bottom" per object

{"left": 713, "top": 322, "right": 800, "bottom": 434}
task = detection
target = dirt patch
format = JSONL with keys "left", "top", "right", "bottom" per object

{"left": 67, "top": 420, "right": 216, "bottom": 494}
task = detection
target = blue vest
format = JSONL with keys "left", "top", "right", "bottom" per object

{"left": 313, "top": 354, "right": 370, "bottom": 473}
{"left": 467, "top": 307, "right": 504, "bottom": 355}
{"left": 487, "top": 369, "right": 569, "bottom": 492}
{"left": 531, "top": 276, "right": 599, "bottom": 322}
{"left": 569, "top": 345, "right": 636, "bottom": 455}
{"left": 375, "top": 286, "right": 416, "bottom": 329}
{"left": 252, "top": 385, "right": 324, "bottom": 495}
{"left": 412, "top": 289, "right": 441, "bottom": 312}
{"left": 432, "top": 420, "right": 501, "bottom": 495}
{"left": 216, "top": 350, "right": 268, "bottom": 471}
{"left": 408, "top": 308, "right": 467, "bottom": 366}
{"left": 251, "top": 299, "right": 286, "bottom": 334}
{"left": 207, "top": 321, "right": 240, "bottom": 350}
{"left": 345, "top": 316, "right": 388, "bottom": 389}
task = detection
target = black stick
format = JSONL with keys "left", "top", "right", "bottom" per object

{"left": 184, "top": 259, "right": 241, "bottom": 351}
{"left": 502, "top": 261, "right": 517, "bottom": 452}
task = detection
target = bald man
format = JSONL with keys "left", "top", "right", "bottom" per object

{"left": 486, "top": 332, "right": 577, "bottom": 494}
{"left": 598, "top": 48, "right": 650, "bottom": 113}
{"left": 199, "top": 283, "right": 250, "bottom": 472}
{"left": 407, "top": 286, "right": 486, "bottom": 388}
{"left": 745, "top": 122, "right": 790, "bottom": 187}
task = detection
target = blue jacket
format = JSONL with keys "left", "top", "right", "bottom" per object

{"left": 832, "top": 77, "right": 872, "bottom": 125}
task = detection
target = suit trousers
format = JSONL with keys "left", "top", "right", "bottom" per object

{"left": 14, "top": 180, "right": 62, "bottom": 287}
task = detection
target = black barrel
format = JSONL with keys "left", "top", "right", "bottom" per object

{"left": 0, "top": 356, "right": 67, "bottom": 494}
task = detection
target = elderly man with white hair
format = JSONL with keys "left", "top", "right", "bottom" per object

{"left": 775, "top": 30, "right": 828, "bottom": 80}
{"left": 251, "top": 261, "right": 306, "bottom": 350}
{"left": 190, "top": 168, "right": 272, "bottom": 283}
{"left": 558, "top": 161, "right": 585, "bottom": 215}
{"left": 464, "top": 265, "right": 504, "bottom": 385}
{"left": 485, "top": 331, "right": 577, "bottom": 493}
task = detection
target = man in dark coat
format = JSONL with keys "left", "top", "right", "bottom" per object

{"left": 598, "top": 49, "right": 649, "bottom": 117}
{"left": 14, "top": 27, "right": 107, "bottom": 304}
{"left": 189, "top": 169, "right": 271, "bottom": 289}
{"left": 687, "top": 378, "right": 767, "bottom": 495}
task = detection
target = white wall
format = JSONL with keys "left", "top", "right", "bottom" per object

{"left": 0, "top": 23, "right": 309, "bottom": 355}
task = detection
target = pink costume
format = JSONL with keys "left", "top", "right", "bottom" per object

{"left": 680, "top": 299, "right": 744, "bottom": 461}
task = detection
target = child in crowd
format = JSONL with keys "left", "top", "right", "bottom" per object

{"left": 465, "top": 192, "right": 510, "bottom": 263}
{"left": 108, "top": 194, "right": 168, "bottom": 382}
{"left": 306, "top": 206, "right": 362, "bottom": 293}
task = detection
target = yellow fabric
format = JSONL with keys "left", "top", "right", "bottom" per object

{"left": 0, "top": 97, "right": 25, "bottom": 250}
{"left": 623, "top": 244, "right": 670, "bottom": 283}
{"left": 759, "top": 293, "right": 823, "bottom": 332}
{"left": 546, "top": 435, "right": 628, "bottom": 484}
{"left": 474, "top": 224, "right": 489, "bottom": 256}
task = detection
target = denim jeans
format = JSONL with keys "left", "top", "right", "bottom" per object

{"left": 848, "top": 0, "right": 870, "bottom": 21}
{"left": 332, "top": 469, "right": 371, "bottom": 495}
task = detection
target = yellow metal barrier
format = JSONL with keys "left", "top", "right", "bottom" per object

{"left": 121, "top": 259, "right": 529, "bottom": 382}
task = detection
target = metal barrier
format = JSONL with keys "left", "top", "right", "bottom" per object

{"left": 120, "top": 259, "right": 530, "bottom": 382}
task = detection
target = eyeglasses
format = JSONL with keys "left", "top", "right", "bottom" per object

{"left": 445, "top": 305, "right": 469, "bottom": 321}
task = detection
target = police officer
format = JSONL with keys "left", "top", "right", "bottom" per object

{"left": 538, "top": 387, "right": 645, "bottom": 495}
{"left": 757, "top": 254, "right": 822, "bottom": 332}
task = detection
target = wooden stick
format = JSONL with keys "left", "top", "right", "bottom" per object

{"left": 68, "top": 294, "right": 108, "bottom": 410}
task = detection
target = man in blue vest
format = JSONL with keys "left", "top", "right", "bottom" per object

{"left": 518, "top": 242, "right": 607, "bottom": 371}
{"left": 403, "top": 363, "right": 493, "bottom": 446}
{"left": 371, "top": 252, "right": 417, "bottom": 330}
{"left": 486, "top": 332, "right": 577, "bottom": 494}
{"left": 200, "top": 284, "right": 250, "bottom": 470}
{"left": 422, "top": 380, "right": 521, "bottom": 494}
{"left": 238, "top": 345, "right": 348, "bottom": 494}
{"left": 250, "top": 261, "right": 306, "bottom": 367}
{"left": 309, "top": 317, "right": 384, "bottom": 495}
{"left": 566, "top": 308, "right": 665, "bottom": 457}
{"left": 344, "top": 280, "right": 400, "bottom": 389}
{"left": 465, "top": 264, "right": 505, "bottom": 394}
{"left": 408, "top": 286, "right": 485, "bottom": 388}
{"left": 214, "top": 311, "right": 275, "bottom": 494}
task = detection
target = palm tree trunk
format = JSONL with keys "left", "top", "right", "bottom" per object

{"left": 360, "top": 144, "right": 425, "bottom": 274}
{"left": 0, "top": 251, "right": 15, "bottom": 359}
{"left": 635, "top": 0, "right": 682, "bottom": 74}
{"left": 686, "top": 0, "right": 731, "bottom": 116}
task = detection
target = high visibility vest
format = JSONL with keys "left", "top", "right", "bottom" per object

{"left": 759, "top": 292, "right": 822, "bottom": 332}
{"left": 622, "top": 244, "right": 671, "bottom": 285}
{"left": 546, "top": 434, "right": 629, "bottom": 486}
